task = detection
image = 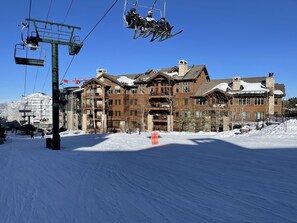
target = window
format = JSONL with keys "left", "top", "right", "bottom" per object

{"left": 139, "top": 85, "right": 144, "bottom": 94}
{"left": 114, "top": 121, "right": 120, "bottom": 128}
{"left": 114, "top": 86, "right": 121, "bottom": 94}
{"left": 130, "top": 99, "right": 137, "bottom": 105}
{"left": 108, "top": 100, "right": 113, "bottom": 105}
{"left": 108, "top": 111, "right": 113, "bottom": 116}
{"left": 130, "top": 110, "right": 138, "bottom": 116}
{"left": 195, "top": 111, "right": 204, "bottom": 118}
{"left": 196, "top": 98, "right": 205, "bottom": 105}
{"left": 131, "top": 89, "right": 137, "bottom": 94}
{"left": 239, "top": 97, "right": 250, "bottom": 105}
{"left": 254, "top": 112, "right": 264, "bottom": 120}
{"left": 274, "top": 98, "right": 278, "bottom": 105}
{"left": 255, "top": 97, "right": 264, "bottom": 105}
{"left": 175, "top": 83, "right": 179, "bottom": 93}
{"left": 184, "top": 98, "right": 188, "bottom": 105}
{"left": 184, "top": 110, "right": 190, "bottom": 118}
{"left": 107, "top": 89, "right": 113, "bottom": 94}
{"left": 115, "top": 99, "right": 121, "bottom": 105}
{"left": 241, "top": 111, "right": 250, "bottom": 121}
{"left": 182, "top": 82, "right": 190, "bottom": 93}
{"left": 115, "top": 111, "right": 121, "bottom": 116}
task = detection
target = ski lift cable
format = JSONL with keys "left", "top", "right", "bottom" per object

{"left": 36, "top": 0, "right": 76, "bottom": 94}
{"left": 63, "top": 0, "right": 74, "bottom": 24}
{"left": 26, "top": 0, "right": 33, "bottom": 41}
{"left": 23, "top": 0, "right": 33, "bottom": 97}
{"left": 82, "top": 0, "right": 119, "bottom": 43}
{"left": 41, "top": 66, "right": 51, "bottom": 93}
{"left": 60, "top": 55, "right": 76, "bottom": 84}
{"left": 33, "top": 0, "right": 53, "bottom": 94}
{"left": 60, "top": 0, "right": 118, "bottom": 84}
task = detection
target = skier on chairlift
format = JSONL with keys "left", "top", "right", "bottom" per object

{"left": 145, "top": 10, "right": 157, "bottom": 29}
{"left": 157, "top": 17, "right": 172, "bottom": 33}
{"left": 126, "top": 8, "right": 141, "bottom": 28}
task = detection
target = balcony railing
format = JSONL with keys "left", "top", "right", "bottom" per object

{"left": 153, "top": 115, "right": 167, "bottom": 120}
{"left": 85, "top": 93, "right": 102, "bottom": 97}
{"left": 84, "top": 104, "right": 103, "bottom": 109}
{"left": 150, "top": 91, "right": 172, "bottom": 96}
{"left": 151, "top": 103, "right": 170, "bottom": 108}
{"left": 87, "top": 114, "right": 102, "bottom": 119}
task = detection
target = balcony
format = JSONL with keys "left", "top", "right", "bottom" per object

{"left": 85, "top": 93, "right": 105, "bottom": 98}
{"left": 149, "top": 91, "right": 173, "bottom": 98}
{"left": 152, "top": 115, "right": 168, "bottom": 122}
{"left": 83, "top": 104, "right": 104, "bottom": 110}
{"left": 150, "top": 103, "right": 171, "bottom": 110}
{"left": 87, "top": 114, "right": 102, "bottom": 120}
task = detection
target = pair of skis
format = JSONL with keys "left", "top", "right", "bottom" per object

{"left": 132, "top": 26, "right": 182, "bottom": 42}
{"left": 150, "top": 28, "right": 183, "bottom": 42}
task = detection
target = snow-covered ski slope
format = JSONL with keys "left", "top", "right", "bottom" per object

{"left": 1, "top": 120, "right": 297, "bottom": 223}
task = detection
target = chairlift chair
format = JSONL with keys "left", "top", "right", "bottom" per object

{"left": 122, "top": 0, "right": 182, "bottom": 42}
{"left": 14, "top": 43, "right": 45, "bottom": 67}
{"left": 68, "top": 36, "right": 83, "bottom": 56}
{"left": 123, "top": 0, "right": 166, "bottom": 27}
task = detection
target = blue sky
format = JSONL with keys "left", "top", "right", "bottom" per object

{"left": 1, "top": 0, "right": 296, "bottom": 103}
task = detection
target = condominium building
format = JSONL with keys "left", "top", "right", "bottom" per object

{"left": 6, "top": 93, "right": 52, "bottom": 129}
{"left": 63, "top": 60, "right": 286, "bottom": 133}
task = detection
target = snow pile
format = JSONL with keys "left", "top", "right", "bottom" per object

{"left": 247, "top": 119, "right": 297, "bottom": 136}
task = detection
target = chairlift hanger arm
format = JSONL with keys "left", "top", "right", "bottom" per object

{"left": 25, "top": 18, "right": 82, "bottom": 46}
{"left": 151, "top": 0, "right": 157, "bottom": 10}
{"left": 25, "top": 18, "right": 81, "bottom": 30}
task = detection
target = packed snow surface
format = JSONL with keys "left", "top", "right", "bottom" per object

{"left": 1, "top": 120, "right": 297, "bottom": 223}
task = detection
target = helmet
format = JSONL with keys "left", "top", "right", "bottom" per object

{"left": 130, "top": 8, "right": 136, "bottom": 12}
{"left": 148, "top": 11, "right": 153, "bottom": 15}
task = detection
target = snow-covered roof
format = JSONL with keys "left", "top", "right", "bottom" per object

{"left": 73, "top": 88, "right": 84, "bottom": 93}
{"left": 199, "top": 79, "right": 272, "bottom": 97}
{"left": 204, "top": 82, "right": 232, "bottom": 95}
{"left": 164, "top": 71, "right": 178, "bottom": 77}
{"left": 25, "top": 92, "right": 51, "bottom": 99}
{"left": 236, "top": 80, "right": 269, "bottom": 94}
{"left": 117, "top": 76, "right": 135, "bottom": 86}
{"left": 274, "top": 90, "right": 284, "bottom": 95}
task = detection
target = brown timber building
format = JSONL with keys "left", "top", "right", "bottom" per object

{"left": 61, "top": 60, "right": 285, "bottom": 133}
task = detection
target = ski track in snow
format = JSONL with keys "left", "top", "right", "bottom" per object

{"left": 0, "top": 125, "right": 297, "bottom": 223}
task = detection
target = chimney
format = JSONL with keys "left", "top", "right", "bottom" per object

{"left": 178, "top": 60, "right": 188, "bottom": 76}
{"left": 266, "top": 72, "right": 275, "bottom": 116}
{"left": 266, "top": 72, "right": 275, "bottom": 94}
{"left": 96, "top": 69, "right": 107, "bottom": 78}
{"left": 232, "top": 76, "right": 241, "bottom": 91}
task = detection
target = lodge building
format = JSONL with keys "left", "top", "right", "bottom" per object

{"left": 61, "top": 60, "right": 285, "bottom": 133}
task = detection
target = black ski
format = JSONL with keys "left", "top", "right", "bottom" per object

{"left": 150, "top": 31, "right": 163, "bottom": 42}
{"left": 132, "top": 28, "right": 141, "bottom": 39}
{"left": 158, "top": 30, "right": 183, "bottom": 42}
